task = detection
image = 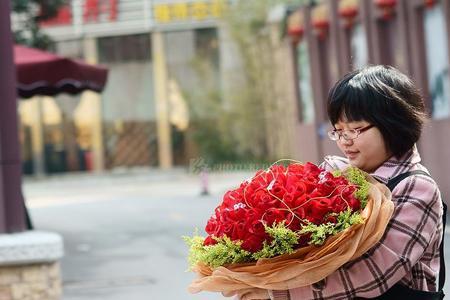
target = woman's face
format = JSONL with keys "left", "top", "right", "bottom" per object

{"left": 333, "top": 118, "right": 392, "bottom": 173}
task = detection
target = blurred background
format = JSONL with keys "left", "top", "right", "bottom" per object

{"left": 7, "top": 0, "right": 450, "bottom": 299}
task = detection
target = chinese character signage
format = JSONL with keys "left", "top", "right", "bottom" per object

{"left": 40, "top": 4, "right": 72, "bottom": 27}
{"left": 40, "top": 0, "right": 119, "bottom": 27}
{"left": 84, "top": 0, "right": 118, "bottom": 23}
{"left": 40, "top": 0, "right": 226, "bottom": 34}
{"left": 153, "top": 0, "right": 227, "bottom": 24}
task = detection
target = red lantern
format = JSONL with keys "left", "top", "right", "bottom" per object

{"left": 338, "top": 0, "right": 359, "bottom": 29}
{"left": 374, "top": 0, "right": 397, "bottom": 20}
{"left": 424, "top": 0, "right": 436, "bottom": 9}
{"left": 312, "top": 5, "right": 330, "bottom": 40}
{"left": 287, "top": 27, "right": 304, "bottom": 44}
{"left": 287, "top": 10, "right": 304, "bottom": 44}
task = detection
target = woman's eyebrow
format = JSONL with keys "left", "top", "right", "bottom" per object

{"left": 335, "top": 124, "right": 363, "bottom": 130}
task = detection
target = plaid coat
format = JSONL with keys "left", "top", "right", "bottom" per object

{"left": 270, "top": 147, "right": 444, "bottom": 300}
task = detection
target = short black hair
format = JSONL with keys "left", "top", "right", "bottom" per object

{"left": 327, "top": 65, "right": 427, "bottom": 158}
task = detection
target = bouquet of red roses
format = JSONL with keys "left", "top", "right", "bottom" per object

{"left": 185, "top": 161, "right": 394, "bottom": 295}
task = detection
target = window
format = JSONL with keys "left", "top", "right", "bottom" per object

{"left": 297, "top": 40, "right": 314, "bottom": 123}
{"left": 98, "top": 34, "right": 151, "bottom": 63}
{"left": 424, "top": 2, "right": 450, "bottom": 119}
{"left": 350, "top": 23, "right": 368, "bottom": 70}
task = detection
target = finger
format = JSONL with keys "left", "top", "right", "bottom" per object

{"left": 222, "top": 291, "right": 237, "bottom": 297}
{"left": 239, "top": 292, "right": 250, "bottom": 300}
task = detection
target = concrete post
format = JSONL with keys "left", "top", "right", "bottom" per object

{"left": 83, "top": 37, "right": 105, "bottom": 172}
{"left": 31, "top": 97, "right": 46, "bottom": 176}
{"left": 151, "top": 31, "right": 173, "bottom": 169}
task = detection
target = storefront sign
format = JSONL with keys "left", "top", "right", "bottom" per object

{"left": 40, "top": 0, "right": 226, "bottom": 38}
{"left": 84, "top": 0, "right": 118, "bottom": 23}
{"left": 41, "top": 0, "right": 119, "bottom": 26}
{"left": 153, "top": 0, "right": 227, "bottom": 24}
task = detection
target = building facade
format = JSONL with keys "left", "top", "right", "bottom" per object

{"left": 18, "top": 0, "right": 227, "bottom": 175}
{"left": 285, "top": 0, "right": 450, "bottom": 200}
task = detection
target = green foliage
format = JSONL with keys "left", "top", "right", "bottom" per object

{"left": 183, "top": 0, "right": 312, "bottom": 163}
{"left": 184, "top": 209, "right": 364, "bottom": 268}
{"left": 331, "top": 170, "right": 343, "bottom": 177}
{"left": 183, "top": 54, "right": 245, "bottom": 163}
{"left": 184, "top": 234, "right": 209, "bottom": 269}
{"left": 346, "top": 167, "right": 370, "bottom": 208}
{"left": 184, "top": 234, "right": 252, "bottom": 269}
{"left": 184, "top": 222, "right": 300, "bottom": 269}
{"left": 336, "top": 208, "right": 364, "bottom": 230}
{"left": 332, "top": 167, "right": 370, "bottom": 207}
{"left": 252, "top": 222, "right": 299, "bottom": 260}
{"left": 189, "top": 121, "right": 241, "bottom": 163}
{"left": 12, "top": 0, "right": 66, "bottom": 49}
{"left": 298, "top": 222, "right": 336, "bottom": 246}
{"left": 299, "top": 209, "right": 364, "bottom": 246}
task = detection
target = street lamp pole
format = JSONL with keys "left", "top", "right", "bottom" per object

{"left": 0, "top": 0, "right": 27, "bottom": 233}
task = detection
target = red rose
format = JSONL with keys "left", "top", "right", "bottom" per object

{"left": 219, "top": 222, "right": 233, "bottom": 237}
{"left": 325, "top": 215, "right": 337, "bottom": 223}
{"left": 241, "top": 235, "right": 266, "bottom": 252}
{"left": 307, "top": 198, "right": 332, "bottom": 223}
{"left": 246, "top": 209, "right": 263, "bottom": 224}
{"left": 247, "top": 220, "right": 266, "bottom": 236}
{"left": 282, "top": 193, "right": 295, "bottom": 207}
{"left": 348, "top": 197, "right": 361, "bottom": 210}
{"left": 316, "top": 181, "right": 336, "bottom": 195}
{"left": 294, "top": 207, "right": 307, "bottom": 219}
{"left": 200, "top": 162, "right": 364, "bottom": 255}
{"left": 222, "top": 190, "right": 239, "bottom": 208}
{"left": 203, "top": 235, "right": 218, "bottom": 246}
{"left": 262, "top": 208, "right": 286, "bottom": 226}
{"left": 286, "top": 212, "right": 302, "bottom": 231}
{"left": 270, "top": 182, "right": 287, "bottom": 199}
{"left": 303, "top": 176, "right": 319, "bottom": 193}
{"left": 329, "top": 195, "right": 345, "bottom": 213}
{"left": 304, "top": 162, "right": 322, "bottom": 176}
{"left": 250, "top": 189, "right": 270, "bottom": 207}
{"left": 293, "top": 194, "right": 308, "bottom": 208}
{"left": 231, "top": 221, "right": 247, "bottom": 240}
{"left": 205, "top": 217, "right": 218, "bottom": 235}
{"left": 286, "top": 181, "right": 307, "bottom": 197}
{"left": 287, "top": 163, "right": 304, "bottom": 174}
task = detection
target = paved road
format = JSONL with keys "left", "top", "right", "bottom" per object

{"left": 25, "top": 169, "right": 243, "bottom": 300}
{"left": 23, "top": 169, "right": 450, "bottom": 300}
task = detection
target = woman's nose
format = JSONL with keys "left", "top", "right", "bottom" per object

{"left": 340, "top": 137, "right": 354, "bottom": 145}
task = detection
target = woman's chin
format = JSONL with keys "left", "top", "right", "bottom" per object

{"left": 348, "top": 158, "right": 362, "bottom": 169}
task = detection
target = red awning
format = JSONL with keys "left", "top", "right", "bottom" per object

{"left": 14, "top": 45, "right": 108, "bottom": 99}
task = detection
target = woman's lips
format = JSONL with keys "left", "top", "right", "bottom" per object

{"left": 345, "top": 151, "right": 359, "bottom": 159}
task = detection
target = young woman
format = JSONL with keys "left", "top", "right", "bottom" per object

{"left": 239, "top": 65, "right": 445, "bottom": 300}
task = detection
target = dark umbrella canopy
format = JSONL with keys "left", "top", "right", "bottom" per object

{"left": 14, "top": 45, "right": 108, "bottom": 99}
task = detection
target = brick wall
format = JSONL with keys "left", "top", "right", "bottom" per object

{"left": 0, "top": 262, "right": 61, "bottom": 300}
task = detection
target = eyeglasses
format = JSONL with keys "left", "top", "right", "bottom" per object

{"left": 327, "top": 124, "right": 374, "bottom": 141}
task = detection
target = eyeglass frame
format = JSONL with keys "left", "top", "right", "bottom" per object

{"left": 327, "top": 124, "right": 374, "bottom": 141}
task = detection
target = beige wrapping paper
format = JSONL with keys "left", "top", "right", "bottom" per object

{"left": 188, "top": 174, "right": 394, "bottom": 294}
